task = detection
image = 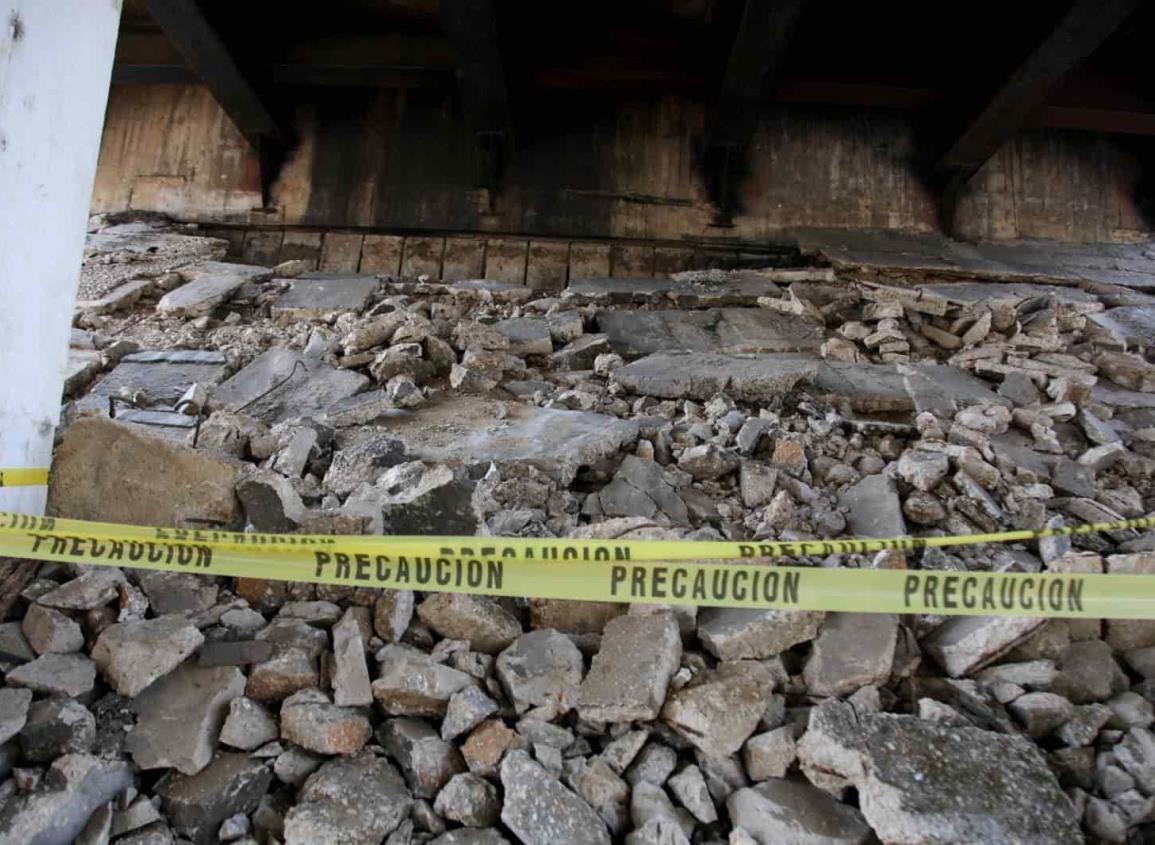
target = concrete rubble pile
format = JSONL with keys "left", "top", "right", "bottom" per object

{"left": 2, "top": 216, "right": 1154, "bottom": 843}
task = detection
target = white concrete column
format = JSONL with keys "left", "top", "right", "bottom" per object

{"left": 0, "top": 1, "right": 123, "bottom": 514}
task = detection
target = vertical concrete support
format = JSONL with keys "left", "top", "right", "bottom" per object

{"left": 0, "top": 0, "right": 123, "bottom": 514}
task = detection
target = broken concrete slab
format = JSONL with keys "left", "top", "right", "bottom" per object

{"left": 0, "top": 754, "right": 132, "bottom": 845}
{"left": 280, "top": 689, "right": 372, "bottom": 756}
{"left": 838, "top": 474, "right": 905, "bottom": 539}
{"left": 5, "top": 653, "right": 96, "bottom": 698}
{"left": 923, "top": 616, "right": 1047, "bottom": 677}
{"left": 803, "top": 613, "right": 898, "bottom": 697}
{"left": 271, "top": 273, "right": 378, "bottom": 319}
{"left": 212, "top": 347, "right": 369, "bottom": 424}
{"left": 697, "top": 607, "right": 823, "bottom": 661}
{"left": 577, "top": 613, "right": 681, "bottom": 723}
{"left": 157, "top": 261, "right": 271, "bottom": 317}
{"left": 73, "top": 349, "right": 229, "bottom": 415}
{"left": 378, "top": 717, "right": 466, "bottom": 798}
{"left": 500, "top": 750, "right": 610, "bottom": 845}
{"left": 568, "top": 273, "right": 779, "bottom": 306}
{"left": 727, "top": 779, "right": 872, "bottom": 845}
{"left": 284, "top": 752, "right": 412, "bottom": 845}
{"left": 372, "top": 645, "right": 475, "bottom": 717}
{"left": 595, "top": 309, "right": 822, "bottom": 359}
{"left": 494, "top": 318, "right": 554, "bottom": 356}
{"left": 155, "top": 752, "right": 272, "bottom": 845}
{"left": 495, "top": 629, "right": 584, "bottom": 714}
{"left": 611, "top": 353, "right": 819, "bottom": 402}
{"left": 91, "top": 615, "right": 205, "bottom": 697}
{"left": 417, "top": 594, "right": 522, "bottom": 654}
{"left": 662, "top": 661, "right": 773, "bottom": 756}
{"left": 125, "top": 664, "right": 245, "bottom": 775}
{"left": 384, "top": 395, "right": 639, "bottom": 485}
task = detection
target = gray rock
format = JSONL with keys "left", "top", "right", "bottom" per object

{"left": 1115, "top": 726, "right": 1155, "bottom": 793}
{"left": 35, "top": 569, "right": 125, "bottom": 611}
{"left": 280, "top": 689, "right": 371, "bottom": 756}
{"left": 416, "top": 593, "right": 522, "bottom": 654}
{"left": 0, "top": 754, "right": 131, "bottom": 845}
{"left": 1107, "top": 691, "right": 1154, "bottom": 729}
{"left": 91, "top": 615, "right": 204, "bottom": 697}
{"left": 109, "top": 797, "right": 163, "bottom": 839}
{"left": 429, "top": 830, "right": 511, "bottom": 845}
{"left": 743, "top": 727, "right": 797, "bottom": 781}
{"left": 600, "top": 730, "right": 649, "bottom": 774}
{"left": 1051, "top": 640, "right": 1129, "bottom": 703}
{"left": 331, "top": 609, "right": 373, "bottom": 707}
{"left": 697, "top": 607, "right": 823, "bottom": 661}
{"left": 667, "top": 764, "right": 717, "bottom": 824}
{"left": 802, "top": 613, "right": 897, "bottom": 697}
{"left": 662, "top": 661, "right": 773, "bottom": 756}
{"left": 0, "top": 688, "right": 32, "bottom": 745}
{"left": 625, "top": 743, "right": 678, "bottom": 787}
{"left": 236, "top": 469, "right": 307, "bottom": 532}
{"left": 550, "top": 334, "right": 611, "bottom": 370}
{"left": 677, "top": 444, "right": 739, "bottom": 480}
{"left": 126, "top": 664, "right": 245, "bottom": 775}
{"left": 629, "top": 781, "right": 694, "bottom": 838}
{"left": 155, "top": 752, "right": 272, "bottom": 845}
{"left": 1056, "top": 703, "right": 1112, "bottom": 747}
{"left": 283, "top": 753, "right": 412, "bottom": 845}
{"left": 494, "top": 318, "right": 554, "bottom": 356}
{"left": 274, "top": 746, "right": 325, "bottom": 787}
{"left": 727, "top": 779, "right": 872, "bottom": 845}
{"left": 896, "top": 449, "right": 950, "bottom": 492}
{"left": 922, "top": 616, "right": 1046, "bottom": 677}
{"left": 500, "top": 750, "right": 610, "bottom": 845}
{"left": 1008, "top": 692, "right": 1076, "bottom": 738}
{"left": 838, "top": 474, "right": 905, "bottom": 539}
{"left": 213, "top": 348, "right": 369, "bottom": 424}
{"left": 374, "top": 590, "right": 415, "bottom": 643}
{"left": 372, "top": 645, "right": 476, "bottom": 716}
{"left": 136, "top": 571, "right": 218, "bottom": 615}
{"left": 344, "top": 462, "right": 483, "bottom": 535}
{"left": 601, "top": 456, "right": 689, "bottom": 525}
{"left": 19, "top": 698, "right": 95, "bottom": 763}
{"left": 219, "top": 697, "right": 279, "bottom": 751}
{"left": 577, "top": 614, "right": 681, "bottom": 723}
{"left": 157, "top": 261, "right": 270, "bottom": 317}
{"left": 739, "top": 461, "right": 778, "bottom": 508}
{"left": 0, "top": 622, "right": 36, "bottom": 665}
{"left": 5, "top": 653, "right": 96, "bottom": 698}
{"left": 433, "top": 773, "right": 501, "bottom": 827}
{"left": 21, "top": 604, "right": 83, "bottom": 655}
{"left": 74, "top": 350, "right": 231, "bottom": 417}
{"left": 442, "top": 686, "right": 499, "bottom": 741}
{"left": 324, "top": 434, "right": 407, "bottom": 497}
{"left": 378, "top": 717, "right": 466, "bottom": 798}
{"left": 245, "top": 647, "right": 320, "bottom": 703}
{"left": 496, "top": 629, "right": 584, "bottom": 714}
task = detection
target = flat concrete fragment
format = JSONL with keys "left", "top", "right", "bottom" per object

{"left": 808, "top": 361, "right": 913, "bottom": 413}
{"left": 155, "top": 752, "right": 272, "bottom": 845}
{"left": 125, "top": 664, "right": 246, "bottom": 775}
{"left": 500, "top": 750, "right": 610, "bottom": 845}
{"left": 384, "top": 395, "right": 639, "bottom": 484}
{"left": 901, "top": 363, "right": 1012, "bottom": 415}
{"left": 331, "top": 610, "right": 373, "bottom": 707}
{"left": 803, "top": 613, "right": 898, "bottom": 697}
{"left": 493, "top": 318, "right": 554, "bottom": 356}
{"left": 728, "top": 779, "right": 873, "bottom": 845}
{"left": 0, "top": 688, "right": 32, "bottom": 745}
{"left": 157, "top": 261, "right": 271, "bottom": 317}
{"left": 5, "top": 653, "right": 96, "bottom": 697}
{"left": 48, "top": 416, "right": 241, "bottom": 528}
{"left": 91, "top": 615, "right": 205, "bottom": 697}
{"left": 611, "top": 352, "right": 819, "bottom": 402}
{"left": 271, "top": 273, "right": 378, "bottom": 318}
{"left": 838, "top": 474, "right": 905, "bottom": 539}
{"left": 923, "top": 616, "right": 1047, "bottom": 677}
{"left": 496, "top": 629, "right": 584, "bottom": 714}
{"left": 596, "top": 308, "right": 822, "bottom": 359}
{"left": 416, "top": 594, "right": 522, "bottom": 654}
{"left": 212, "top": 347, "right": 369, "bottom": 424}
{"left": 578, "top": 613, "right": 681, "bottom": 723}
{"left": 0, "top": 754, "right": 132, "bottom": 845}
{"left": 373, "top": 645, "right": 475, "bottom": 716}
{"left": 697, "top": 607, "right": 823, "bottom": 660}
{"left": 284, "top": 752, "right": 412, "bottom": 845}
{"left": 662, "top": 661, "right": 773, "bottom": 756}
{"left": 569, "top": 273, "right": 779, "bottom": 305}
{"left": 1087, "top": 306, "right": 1155, "bottom": 348}
{"left": 74, "top": 349, "right": 229, "bottom": 415}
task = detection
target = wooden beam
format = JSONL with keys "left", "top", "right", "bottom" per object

{"left": 936, "top": 0, "right": 1141, "bottom": 231}
{"left": 439, "top": 0, "right": 513, "bottom": 204}
{"left": 144, "top": 0, "right": 285, "bottom": 203}
{"left": 703, "top": 0, "right": 808, "bottom": 225}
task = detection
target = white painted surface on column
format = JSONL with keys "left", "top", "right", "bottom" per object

{"left": 0, "top": 0, "right": 123, "bottom": 514}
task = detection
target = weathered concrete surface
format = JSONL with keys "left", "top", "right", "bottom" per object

{"left": 569, "top": 273, "right": 781, "bottom": 305}
{"left": 157, "top": 261, "right": 271, "bottom": 317}
{"left": 74, "top": 350, "right": 230, "bottom": 415}
{"left": 384, "top": 396, "right": 639, "bottom": 484}
{"left": 271, "top": 273, "right": 379, "bottom": 319}
{"left": 611, "top": 353, "right": 819, "bottom": 402}
{"left": 596, "top": 308, "right": 822, "bottom": 358}
{"left": 212, "top": 348, "right": 370, "bottom": 424}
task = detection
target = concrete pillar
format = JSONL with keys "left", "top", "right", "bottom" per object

{"left": 0, "top": 1, "right": 123, "bottom": 514}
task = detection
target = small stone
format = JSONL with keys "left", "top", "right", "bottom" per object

{"left": 379, "top": 717, "right": 466, "bottom": 799}
{"left": 274, "top": 746, "right": 325, "bottom": 786}
{"left": 897, "top": 449, "right": 950, "bottom": 491}
{"left": 0, "top": 688, "right": 32, "bottom": 745}
{"left": 839, "top": 473, "right": 905, "bottom": 538}
{"left": 739, "top": 462, "right": 778, "bottom": 508}
{"left": 137, "top": 571, "right": 219, "bottom": 615}
{"left": 416, "top": 594, "right": 523, "bottom": 655}
{"left": 922, "top": 616, "right": 1046, "bottom": 677}
{"left": 500, "top": 750, "right": 610, "bottom": 845}
{"left": 769, "top": 439, "right": 807, "bottom": 477}
{"left": 280, "top": 688, "right": 371, "bottom": 756}
{"left": 5, "top": 652, "right": 96, "bottom": 697}
{"left": 462, "top": 719, "right": 515, "bottom": 776}
{"left": 1008, "top": 692, "right": 1076, "bottom": 738}
{"left": 496, "top": 629, "right": 584, "bottom": 714}
{"left": 246, "top": 648, "right": 320, "bottom": 703}
{"left": 600, "top": 730, "right": 649, "bottom": 774}
{"left": 331, "top": 609, "right": 373, "bottom": 707}
{"left": 433, "top": 773, "right": 501, "bottom": 827}
{"left": 374, "top": 590, "right": 415, "bottom": 643}
{"left": 572, "top": 758, "right": 630, "bottom": 834}
{"left": 678, "top": 444, "right": 739, "bottom": 480}
{"left": 697, "top": 607, "right": 823, "bottom": 661}
{"left": 154, "top": 752, "right": 271, "bottom": 845}
{"left": 36, "top": 569, "right": 126, "bottom": 611}
{"left": 219, "top": 697, "right": 279, "bottom": 751}
{"left": 625, "top": 743, "right": 678, "bottom": 787}
{"left": 802, "top": 613, "right": 897, "bottom": 697}
{"left": 324, "top": 434, "right": 407, "bottom": 497}
{"left": 577, "top": 614, "right": 681, "bottom": 723}
{"left": 1056, "top": 704, "right": 1112, "bottom": 747}
{"left": 372, "top": 645, "right": 475, "bottom": 716}
{"left": 1051, "top": 640, "right": 1128, "bottom": 703}
{"left": 91, "top": 615, "right": 205, "bottom": 697}
{"left": 667, "top": 764, "right": 717, "bottom": 824}
{"left": 1106, "top": 691, "right": 1154, "bottom": 729}
{"left": 19, "top": 698, "right": 95, "bottom": 763}
{"left": 283, "top": 752, "right": 412, "bottom": 845}
{"left": 237, "top": 469, "right": 307, "bottom": 531}
{"left": 21, "top": 604, "right": 84, "bottom": 655}
{"left": 662, "top": 661, "right": 773, "bottom": 756}
{"left": 742, "top": 727, "right": 797, "bottom": 781}
{"left": 0, "top": 755, "right": 131, "bottom": 845}
{"left": 442, "top": 686, "right": 499, "bottom": 741}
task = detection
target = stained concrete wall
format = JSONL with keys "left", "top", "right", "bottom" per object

{"left": 91, "top": 84, "right": 1150, "bottom": 246}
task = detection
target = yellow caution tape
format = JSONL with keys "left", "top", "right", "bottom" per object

{"left": 0, "top": 468, "right": 49, "bottom": 488}
{"left": 0, "top": 510, "right": 1153, "bottom": 619}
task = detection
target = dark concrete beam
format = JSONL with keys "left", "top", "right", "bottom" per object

{"left": 703, "top": 0, "right": 808, "bottom": 225}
